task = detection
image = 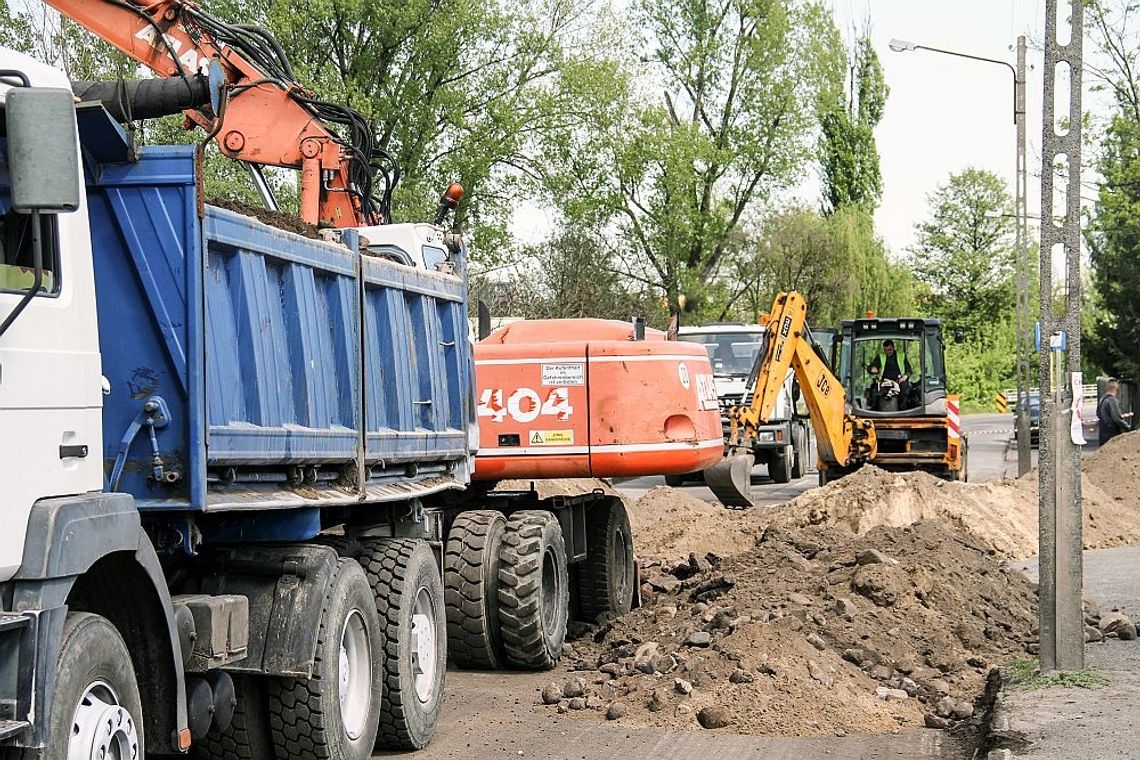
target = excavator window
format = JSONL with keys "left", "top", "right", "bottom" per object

{"left": 851, "top": 337, "right": 922, "bottom": 413}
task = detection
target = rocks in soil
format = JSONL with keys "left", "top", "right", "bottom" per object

{"left": 563, "top": 677, "right": 586, "bottom": 698}
{"left": 541, "top": 683, "right": 563, "bottom": 705}
{"left": 686, "top": 631, "right": 712, "bottom": 647}
{"left": 1099, "top": 611, "right": 1137, "bottom": 640}
{"left": 606, "top": 703, "right": 628, "bottom": 720}
{"left": 697, "top": 705, "right": 732, "bottom": 729}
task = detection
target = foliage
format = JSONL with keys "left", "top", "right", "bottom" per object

{"left": 1086, "top": 114, "right": 1140, "bottom": 380}
{"left": 721, "top": 205, "right": 914, "bottom": 326}
{"left": 469, "top": 231, "right": 666, "bottom": 325}
{"left": 910, "top": 168, "right": 1016, "bottom": 339}
{"left": 540, "top": 0, "right": 845, "bottom": 312}
{"left": 819, "top": 35, "right": 888, "bottom": 213}
{"left": 943, "top": 318, "right": 1017, "bottom": 409}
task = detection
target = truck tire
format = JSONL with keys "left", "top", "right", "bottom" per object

{"left": 790, "top": 429, "right": 805, "bottom": 480}
{"left": 575, "top": 499, "right": 635, "bottom": 621}
{"left": 193, "top": 675, "right": 273, "bottom": 760}
{"left": 22, "top": 612, "right": 143, "bottom": 760}
{"left": 444, "top": 510, "right": 508, "bottom": 669}
{"left": 268, "top": 558, "right": 383, "bottom": 760}
{"left": 358, "top": 538, "right": 447, "bottom": 750}
{"left": 770, "top": 446, "right": 793, "bottom": 484}
{"left": 498, "top": 511, "right": 569, "bottom": 670}
{"left": 664, "top": 474, "right": 685, "bottom": 487}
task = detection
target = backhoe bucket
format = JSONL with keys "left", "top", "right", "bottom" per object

{"left": 704, "top": 453, "right": 755, "bottom": 508}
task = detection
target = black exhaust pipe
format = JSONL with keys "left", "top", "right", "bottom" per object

{"left": 71, "top": 76, "right": 212, "bottom": 122}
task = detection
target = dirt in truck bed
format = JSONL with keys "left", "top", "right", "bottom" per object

{"left": 207, "top": 197, "right": 321, "bottom": 239}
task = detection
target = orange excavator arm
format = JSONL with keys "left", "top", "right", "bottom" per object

{"left": 44, "top": 0, "right": 392, "bottom": 227}
{"left": 706, "top": 291, "right": 876, "bottom": 506}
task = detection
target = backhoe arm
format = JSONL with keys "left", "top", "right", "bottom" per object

{"left": 44, "top": 0, "right": 389, "bottom": 227}
{"left": 730, "top": 291, "right": 875, "bottom": 468}
{"left": 707, "top": 292, "right": 875, "bottom": 507}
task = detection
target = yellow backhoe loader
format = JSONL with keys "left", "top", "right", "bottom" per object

{"left": 705, "top": 291, "right": 966, "bottom": 507}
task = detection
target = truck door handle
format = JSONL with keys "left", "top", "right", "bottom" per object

{"left": 60, "top": 444, "right": 89, "bottom": 459}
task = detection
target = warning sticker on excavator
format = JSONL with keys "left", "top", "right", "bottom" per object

{"left": 529, "top": 430, "right": 574, "bottom": 445}
{"left": 541, "top": 363, "right": 585, "bottom": 386}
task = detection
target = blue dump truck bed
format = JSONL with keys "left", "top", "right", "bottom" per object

{"left": 85, "top": 143, "right": 473, "bottom": 535}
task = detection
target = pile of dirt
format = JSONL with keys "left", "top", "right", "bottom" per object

{"left": 548, "top": 519, "right": 1036, "bottom": 736}
{"left": 626, "top": 486, "right": 759, "bottom": 561}
{"left": 1083, "top": 429, "right": 1140, "bottom": 509}
{"left": 764, "top": 466, "right": 1140, "bottom": 559}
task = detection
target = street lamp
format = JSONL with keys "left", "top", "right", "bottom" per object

{"left": 889, "top": 36, "right": 1033, "bottom": 477}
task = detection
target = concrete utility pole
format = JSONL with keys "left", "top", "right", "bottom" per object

{"left": 886, "top": 38, "right": 1033, "bottom": 472}
{"left": 1014, "top": 36, "right": 1033, "bottom": 477}
{"left": 1039, "top": 0, "right": 1084, "bottom": 673}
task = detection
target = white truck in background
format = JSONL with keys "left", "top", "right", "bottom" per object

{"left": 677, "top": 324, "right": 812, "bottom": 484}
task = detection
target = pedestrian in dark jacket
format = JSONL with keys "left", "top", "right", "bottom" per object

{"left": 1097, "top": 379, "right": 1130, "bottom": 445}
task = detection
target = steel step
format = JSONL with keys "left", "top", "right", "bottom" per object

{"left": 0, "top": 614, "right": 30, "bottom": 634}
{"left": 0, "top": 719, "right": 31, "bottom": 741}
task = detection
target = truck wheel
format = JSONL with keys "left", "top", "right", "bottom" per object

{"left": 444, "top": 510, "right": 508, "bottom": 669}
{"left": 498, "top": 511, "right": 569, "bottom": 670}
{"left": 664, "top": 474, "right": 685, "bottom": 487}
{"left": 358, "top": 538, "right": 447, "bottom": 750}
{"left": 268, "top": 558, "right": 383, "bottom": 760}
{"left": 193, "top": 675, "right": 273, "bottom": 760}
{"left": 575, "top": 499, "right": 635, "bottom": 621}
{"left": 790, "top": 430, "right": 805, "bottom": 479}
{"left": 770, "top": 447, "right": 793, "bottom": 484}
{"left": 36, "top": 613, "right": 143, "bottom": 760}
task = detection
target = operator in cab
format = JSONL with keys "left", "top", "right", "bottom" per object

{"left": 865, "top": 340, "right": 914, "bottom": 412}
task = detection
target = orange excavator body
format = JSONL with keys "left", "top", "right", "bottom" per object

{"left": 473, "top": 319, "right": 724, "bottom": 481}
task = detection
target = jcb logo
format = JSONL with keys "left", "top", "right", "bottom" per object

{"left": 816, "top": 375, "right": 830, "bottom": 397}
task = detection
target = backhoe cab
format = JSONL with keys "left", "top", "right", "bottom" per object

{"left": 833, "top": 317, "right": 965, "bottom": 483}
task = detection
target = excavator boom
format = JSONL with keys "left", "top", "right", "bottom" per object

{"left": 44, "top": 0, "right": 393, "bottom": 227}
{"left": 705, "top": 291, "right": 876, "bottom": 506}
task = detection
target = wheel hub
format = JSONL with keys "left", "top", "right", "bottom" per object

{"left": 338, "top": 609, "right": 372, "bottom": 741}
{"left": 409, "top": 587, "right": 438, "bottom": 704}
{"left": 69, "top": 682, "right": 139, "bottom": 760}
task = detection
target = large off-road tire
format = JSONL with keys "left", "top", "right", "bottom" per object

{"left": 37, "top": 612, "right": 144, "bottom": 760}
{"left": 769, "top": 445, "right": 794, "bottom": 484}
{"left": 497, "top": 510, "right": 569, "bottom": 670}
{"left": 444, "top": 510, "right": 508, "bottom": 669}
{"left": 358, "top": 538, "right": 447, "bottom": 750}
{"left": 192, "top": 675, "right": 273, "bottom": 760}
{"left": 575, "top": 499, "right": 635, "bottom": 621}
{"left": 268, "top": 558, "right": 383, "bottom": 760}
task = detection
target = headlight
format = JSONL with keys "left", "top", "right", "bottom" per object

{"left": 757, "top": 431, "right": 776, "bottom": 443}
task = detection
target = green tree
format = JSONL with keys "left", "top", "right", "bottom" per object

{"left": 541, "top": 0, "right": 845, "bottom": 315}
{"left": 819, "top": 36, "right": 888, "bottom": 213}
{"left": 910, "top": 168, "right": 1015, "bottom": 337}
{"left": 1086, "top": 114, "right": 1140, "bottom": 378}
{"left": 207, "top": 0, "right": 622, "bottom": 260}
{"left": 721, "top": 205, "right": 913, "bottom": 326}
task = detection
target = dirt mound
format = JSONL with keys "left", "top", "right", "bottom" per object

{"left": 551, "top": 520, "right": 1036, "bottom": 736}
{"left": 627, "top": 487, "right": 759, "bottom": 561}
{"left": 762, "top": 466, "right": 1140, "bottom": 559}
{"left": 1084, "top": 429, "right": 1140, "bottom": 509}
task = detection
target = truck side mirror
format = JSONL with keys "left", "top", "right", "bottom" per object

{"left": 6, "top": 87, "right": 81, "bottom": 214}
{"left": 952, "top": 328, "right": 965, "bottom": 344}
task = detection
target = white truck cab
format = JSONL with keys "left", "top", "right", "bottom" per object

{"left": 677, "top": 323, "right": 812, "bottom": 483}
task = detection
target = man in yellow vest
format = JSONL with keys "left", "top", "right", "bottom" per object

{"left": 865, "top": 340, "right": 914, "bottom": 411}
